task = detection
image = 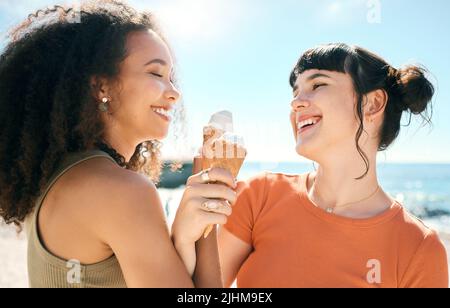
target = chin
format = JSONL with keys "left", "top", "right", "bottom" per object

{"left": 152, "top": 130, "right": 169, "bottom": 141}
{"left": 295, "top": 141, "right": 319, "bottom": 161}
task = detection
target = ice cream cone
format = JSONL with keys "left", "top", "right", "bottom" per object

{"left": 200, "top": 124, "right": 247, "bottom": 238}
{"left": 201, "top": 154, "right": 246, "bottom": 237}
{"left": 201, "top": 142, "right": 246, "bottom": 178}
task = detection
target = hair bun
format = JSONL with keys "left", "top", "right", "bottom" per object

{"left": 393, "top": 65, "right": 434, "bottom": 114}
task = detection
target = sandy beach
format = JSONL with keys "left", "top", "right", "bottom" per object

{"left": 1, "top": 221, "right": 449, "bottom": 288}
{"left": 0, "top": 223, "right": 27, "bottom": 288}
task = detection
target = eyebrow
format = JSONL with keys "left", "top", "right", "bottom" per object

{"left": 144, "top": 59, "right": 167, "bottom": 67}
{"left": 293, "top": 73, "right": 332, "bottom": 93}
{"left": 307, "top": 73, "right": 332, "bottom": 81}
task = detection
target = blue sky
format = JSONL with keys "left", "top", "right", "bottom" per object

{"left": 1, "top": 0, "right": 449, "bottom": 163}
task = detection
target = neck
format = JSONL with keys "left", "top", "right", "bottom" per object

{"left": 309, "top": 149, "right": 390, "bottom": 216}
{"left": 313, "top": 162, "right": 378, "bottom": 206}
{"left": 102, "top": 130, "right": 137, "bottom": 163}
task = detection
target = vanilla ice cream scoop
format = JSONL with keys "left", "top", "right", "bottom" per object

{"left": 208, "top": 110, "right": 234, "bottom": 133}
{"left": 203, "top": 110, "right": 235, "bottom": 158}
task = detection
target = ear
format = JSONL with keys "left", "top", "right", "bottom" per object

{"left": 365, "top": 89, "right": 388, "bottom": 121}
{"left": 90, "top": 76, "right": 112, "bottom": 102}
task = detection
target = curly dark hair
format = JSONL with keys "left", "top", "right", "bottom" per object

{"left": 0, "top": 0, "right": 184, "bottom": 227}
{"left": 290, "top": 43, "right": 434, "bottom": 179}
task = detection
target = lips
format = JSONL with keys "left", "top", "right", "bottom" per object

{"left": 151, "top": 106, "right": 171, "bottom": 122}
{"left": 296, "top": 116, "right": 322, "bottom": 135}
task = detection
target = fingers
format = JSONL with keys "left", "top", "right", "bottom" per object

{"left": 187, "top": 167, "right": 236, "bottom": 189}
{"left": 198, "top": 199, "right": 232, "bottom": 216}
{"left": 185, "top": 184, "right": 237, "bottom": 205}
{"left": 200, "top": 211, "right": 228, "bottom": 226}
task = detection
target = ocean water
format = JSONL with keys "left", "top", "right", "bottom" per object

{"left": 240, "top": 162, "right": 450, "bottom": 214}
{"left": 160, "top": 162, "right": 450, "bottom": 233}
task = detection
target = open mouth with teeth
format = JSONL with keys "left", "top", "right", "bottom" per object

{"left": 151, "top": 106, "right": 171, "bottom": 122}
{"left": 297, "top": 116, "right": 322, "bottom": 135}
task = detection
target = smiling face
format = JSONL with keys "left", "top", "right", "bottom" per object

{"left": 101, "top": 29, "right": 180, "bottom": 144}
{"left": 290, "top": 69, "right": 361, "bottom": 162}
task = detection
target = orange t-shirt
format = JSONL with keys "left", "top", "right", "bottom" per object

{"left": 224, "top": 172, "right": 449, "bottom": 288}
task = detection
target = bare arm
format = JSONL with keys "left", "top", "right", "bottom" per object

{"left": 218, "top": 226, "right": 252, "bottom": 288}
{"left": 192, "top": 227, "right": 223, "bottom": 288}
{"left": 171, "top": 165, "right": 238, "bottom": 287}
{"left": 180, "top": 157, "right": 236, "bottom": 287}
{"left": 94, "top": 175, "right": 194, "bottom": 288}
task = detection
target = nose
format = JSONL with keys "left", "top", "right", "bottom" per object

{"left": 165, "top": 83, "right": 181, "bottom": 104}
{"left": 290, "top": 96, "right": 311, "bottom": 112}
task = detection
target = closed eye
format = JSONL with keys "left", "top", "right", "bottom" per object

{"left": 150, "top": 73, "right": 163, "bottom": 78}
{"left": 313, "top": 83, "right": 327, "bottom": 90}
{"left": 150, "top": 73, "right": 175, "bottom": 84}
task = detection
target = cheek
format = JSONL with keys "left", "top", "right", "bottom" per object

{"left": 113, "top": 81, "right": 159, "bottom": 122}
{"left": 326, "top": 110, "right": 358, "bottom": 139}
{"left": 120, "top": 75, "right": 165, "bottom": 104}
{"left": 144, "top": 79, "right": 166, "bottom": 99}
{"left": 320, "top": 92, "right": 359, "bottom": 135}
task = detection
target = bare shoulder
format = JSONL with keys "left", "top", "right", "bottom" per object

{"left": 49, "top": 157, "right": 163, "bottom": 233}
{"left": 38, "top": 156, "right": 164, "bottom": 263}
{"left": 62, "top": 157, "right": 157, "bottom": 200}
{"left": 66, "top": 159, "right": 192, "bottom": 287}
{"left": 97, "top": 166, "right": 163, "bottom": 220}
{"left": 83, "top": 162, "right": 160, "bottom": 209}
{"left": 87, "top": 162, "right": 166, "bottom": 243}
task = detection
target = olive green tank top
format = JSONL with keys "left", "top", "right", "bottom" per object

{"left": 25, "top": 150, "right": 127, "bottom": 288}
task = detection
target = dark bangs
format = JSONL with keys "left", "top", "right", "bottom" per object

{"left": 289, "top": 43, "right": 355, "bottom": 87}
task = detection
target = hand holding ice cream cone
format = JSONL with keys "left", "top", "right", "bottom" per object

{"left": 199, "top": 111, "right": 247, "bottom": 238}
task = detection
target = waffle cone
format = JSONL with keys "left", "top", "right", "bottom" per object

{"left": 201, "top": 140, "right": 246, "bottom": 177}
{"left": 201, "top": 127, "right": 246, "bottom": 238}
{"left": 201, "top": 157, "right": 245, "bottom": 178}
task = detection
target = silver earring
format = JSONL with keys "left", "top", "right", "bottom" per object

{"left": 98, "top": 97, "right": 109, "bottom": 112}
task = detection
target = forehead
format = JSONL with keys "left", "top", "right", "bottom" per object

{"left": 124, "top": 30, "right": 173, "bottom": 66}
{"left": 293, "top": 69, "right": 349, "bottom": 88}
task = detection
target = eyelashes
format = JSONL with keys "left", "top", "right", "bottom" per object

{"left": 293, "top": 83, "right": 327, "bottom": 97}
{"left": 150, "top": 73, "right": 175, "bottom": 84}
{"left": 313, "top": 83, "right": 327, "bottom": 90}
{"left": 150, "top": 73, "right": 163, "bottom": 78}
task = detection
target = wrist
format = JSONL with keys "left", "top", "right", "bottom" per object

{"left": 172, "top": 234, "right": 194, "bottom": 250}
{"left": 173, "top": 237, "right": 197, "bottom": 276}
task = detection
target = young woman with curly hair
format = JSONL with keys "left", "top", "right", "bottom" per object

{"left": 0, "top": 0, "right": 237, "bottom": 288}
